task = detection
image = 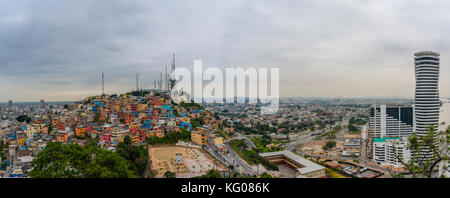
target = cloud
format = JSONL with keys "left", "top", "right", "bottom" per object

{"left": 0, "top": 0, "right": 449, "bottom": 101}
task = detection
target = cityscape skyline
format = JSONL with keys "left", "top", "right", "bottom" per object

{"left": 1, "top": 0, "right": 450, "bottom": 101}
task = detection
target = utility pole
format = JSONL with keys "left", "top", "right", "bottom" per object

{"left": 160, "top": 72, "right": 163, "bottom": 90}
{"left": 101, "top": 72, "right": 105, "bottom": 95}
{"left": 136, "top": 72, "right": 139, "bottom": 91}
{"left": 165, "top": 65, "right": 168, "bottom": 90}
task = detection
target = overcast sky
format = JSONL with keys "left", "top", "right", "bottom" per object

{"left": 1, "top": 0, "right": 449, "bottom": 102}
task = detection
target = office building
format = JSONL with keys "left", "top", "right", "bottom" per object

{"left": 373, "top": 137, "right": 411, "bottom": 168}
{"left": 369, "top": 104, "right": 414, "bottom": 166}
{"left": 369, "top": 104, "right": 414, "bottom": 139}
{"left": 414, "top": 51, "right": 440, "bottom": 136}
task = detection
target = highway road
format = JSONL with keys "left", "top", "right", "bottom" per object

{"left": 283, "top": 120, "right": 349, "bottom": 152}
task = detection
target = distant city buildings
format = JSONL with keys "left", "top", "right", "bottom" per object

{"left": 8, "top": 100, "right": 12, "bottom": 108}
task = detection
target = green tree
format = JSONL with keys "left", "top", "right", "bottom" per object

{"left": 393, "top": 125, "right": 450, "bottom": 178}
{"left": 163, "top": 171, "right": 176, "bottom": 178}
{"left": 260, "top": 172, "right": 274, "bottom": 178}
{"left": 29, "top": 142, "right": 136, "bottom": 178}
{"left": 16, "top": 115, "right": 31, "bottom": 123}
{"left": 123, "top": 135, "right": 132, "bottom": 145}
{"left": 117, "top": 143, "right": 148, "bottom": 177}
{"left": 199, "top": 169, "right": 222, "bottom": 178}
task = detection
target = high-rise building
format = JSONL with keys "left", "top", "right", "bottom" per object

{"left": 414, "top": 51, "right": 440, "bottom": 137}
{"left": 373, "top": 137, "right": 411, "bottom": 168}
{"left": 40, "top": 99, "right": 45, "bottom": 108}
{"left": 8, "top": 100, "right": 12, "bottom": 108}
{"left": 169, "top": 53, "right": 176, "bottom": 90}
{"left": 369, "top": 105, "right": 414, "bottom": 139}
{"left": 369, "top": 104, "right": 414, "bottom": 165}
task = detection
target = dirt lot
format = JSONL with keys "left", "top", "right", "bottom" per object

{"left": 298, "top": 139, "right": 345, "bottom": 157}
{"left": 149, "top": 146, "right": 226, "bottom": 178}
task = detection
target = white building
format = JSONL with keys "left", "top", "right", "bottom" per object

{"left": 373, "top": 137, "right": 411, "bottom": 168}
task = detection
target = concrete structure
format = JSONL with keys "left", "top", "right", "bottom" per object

{"left": 369, "top": 104, "right": 414, "bottom": 161}
{"left": 260, "top": 150, "right": 326, "bottom": 178}
{"left": 414, "top": 51, "right": 440, "bottom": 159}
{"left": 40, "top": 99, "right": 45, "bottom": 109}
{"left": 414, "top": 51, "right": 440, "bottom": 136}
{"left": 191, "top": 130, "right": 206, "bottom": 146}
{"left": 373, "top": 137, "right": 410, "bottom": 168}
{"left": 175, "top": 153, "right": 183, "bottom": 163}
{"left": 369, "top": 105, "right": 414, "bottom": 139}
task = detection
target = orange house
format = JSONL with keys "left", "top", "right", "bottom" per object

{"left": 52, "top": 119, "right": 59, "bottom": 125}
{"left": 156, "top": 130, "right": 164, "bottom": 138}
{"left": 75, "top": 127, "right": 86, "bottom": 136}
{"left": 57, "top": 134, "right": 69, "bottom": 143}
{"left": 125, "top": 115, "right": 132, "bottom": 124}
{"left": 130, "top": 134, "right": 141, "bottom": 144}
{"left": 130, "top": 122, "right": 141, "bottom": 129}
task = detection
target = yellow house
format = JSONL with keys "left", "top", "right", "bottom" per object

{"left": 138, "top": 104, "right": 148, "bottom": 111}
{"left": 191, "top": 131, "right": 207, "bottom": 146}
{"left": 214, "top": 137, "right": 224, "bottom": 146}
{"left": 130, "top": 122, "right": 141, "bottom": 129}
{"left": 181, "top": 117, "right": 191, "bottom": 123}
{"left": 17, "top": 136, "right": 27, "bottom": 146}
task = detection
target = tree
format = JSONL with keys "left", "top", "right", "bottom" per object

{"left": 260, "top": 172, "right": 274, "bottom": 178}
{"left": 326, "top": 141, "right": 336, "bottom": 149}
{"left": 163, "top": 171, "right": 176, "bottom": 178}
{"left": 322, "top": 141, "right": 336, "bottom": 151}
{"left": 29, "top": 142, "right": 136, "bottom": 178}
{"left": 199, "top": 169, "right": 222, "bottom": 178}
{"left": 16, "top": 115, "right": 31, "bottom": 123}
{"left": 123, "top": 135, "right": 132, "bottom": 145}
{"left": 393, "top": 125, "right": 450, "bottom": 178}
{"left": 117, "top": 143, "right": 148, "bottom": 177}
{"left": 348, "top": 125, "right": 360, "bottom": 133}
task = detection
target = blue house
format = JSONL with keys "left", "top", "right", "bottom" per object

{"left": 180, "top": 121, "right": 192, "bottom": 130}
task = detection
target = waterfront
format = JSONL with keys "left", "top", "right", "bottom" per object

{"left": 439, "top": 99, "right": 450, "bottom": 131}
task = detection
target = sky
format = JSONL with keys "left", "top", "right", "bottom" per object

{"left": 1, "top": 0, "right": 450, "bottom": 102}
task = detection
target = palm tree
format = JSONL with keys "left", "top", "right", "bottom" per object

{"left": 163, "top": 171, "right": 176, "bottom": 178}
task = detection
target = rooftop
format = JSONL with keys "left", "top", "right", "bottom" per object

{"left": 414, "top": 51, "right": 440, "bottom": 57}
{"left": 260, "top": 150, "right": 325, "bottom": 174}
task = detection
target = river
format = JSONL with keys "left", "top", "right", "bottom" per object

{"left": 439, "top": 99, "right": 450, "bottom": 131}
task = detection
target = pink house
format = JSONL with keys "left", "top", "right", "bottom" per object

{"left": 99, "top": 134, "right": 112, "bottom": 143}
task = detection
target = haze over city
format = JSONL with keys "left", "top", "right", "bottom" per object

{"left": 1, "top": 0, "right": 450, "bottom": 101}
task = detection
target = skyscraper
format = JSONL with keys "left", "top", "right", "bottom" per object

{"left": 102, "top": 72, "right": 105, "bottom": 96}
{"left": 8, "top": 100, "right": 12, "bottom": 108}
{"left": 40, "top": 99, "right": 45, "bottom": 108}
{"left": 414, "top": 51, "right": 440, "bottom": 137}
{"left": 169, "top": 53, "right": 176, "bottom": 90}
{"left": 369, "top": 104, "right": 414, "bottom": 165}
{"left": 369, "top": 105, "right": 414, "bottom": 139}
